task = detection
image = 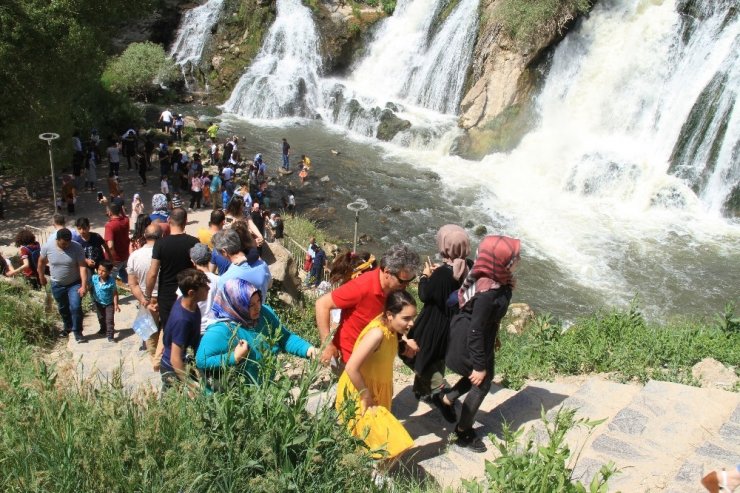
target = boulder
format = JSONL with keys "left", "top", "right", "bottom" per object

{"left": 261, "top": 241, "right": 303, "bottom": 302}
{"left": 376, "top": 110, "right": 412, "bottom": 141}
{"left": 692, "top": 358, "right": 738, "bottom": 390}
{"left": 505, "top": 302, "right": 535, "bottom": 335}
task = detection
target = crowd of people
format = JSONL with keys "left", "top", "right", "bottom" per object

{"left": 1, "top": 114, "right": 734, "bottom": 489}
{"left": 3, "top": 113, "right": 527, "bottom": 464}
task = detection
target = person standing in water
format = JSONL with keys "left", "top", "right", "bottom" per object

{"left": 281, "top": 138, "right": 290, "bottom": 171}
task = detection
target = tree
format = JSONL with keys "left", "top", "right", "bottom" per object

{"left": 102, "top": 42, "right": 181, "bottom": 101}
{"left": 0, "top": 0, "right": 152, "bottom": 178}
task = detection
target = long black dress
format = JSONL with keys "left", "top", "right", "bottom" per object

{"left": 406, "top": 264, "right": 462, "bottom": 383}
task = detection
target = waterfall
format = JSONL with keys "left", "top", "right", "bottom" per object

{"left": 223, "top": 0, "right": 323, "bottom": 119}
{"left": 341, "top": 0, "right": 480, "bottom": 114}
{"left": 404, "top": 0, "right": 740, "bottom": 308}
{"left": 401, "top": 0, "right": 480, "bottom": 114}
{"left": 222, "top": 0, "right": 480, "bottom": 141}
{"left": 170, "top": 0, "right": 225, "bottom": 79}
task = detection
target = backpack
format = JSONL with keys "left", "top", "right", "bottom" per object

{"left": 24, "top": 244, "right": 41, "bottom": 277}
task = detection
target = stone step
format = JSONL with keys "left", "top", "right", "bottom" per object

{"left": 572, "top": 380, "right": 740, "bottom": 493}
{"left": 535, "top": 378, "right": 642, "bottom": 466}
{"left": 413, "top": 379, "right": 581, "bottom": 489}
{"left": 666, "top": 403, "right": 740, "bottom": 493}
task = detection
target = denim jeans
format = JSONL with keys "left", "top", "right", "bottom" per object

{"left": 112, "top": 260, "right": 128, "bottom": 284}
{"left": 282, "top": 154, "right": 289, "bottom": 170}
{"left": 51, "top": 281, "right": 83, "bottom": 337}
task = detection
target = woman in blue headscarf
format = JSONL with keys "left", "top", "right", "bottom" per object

{"left": 195, "top": 278, "right": 317, "bottom": 391}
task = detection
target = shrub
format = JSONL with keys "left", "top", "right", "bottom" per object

{"left": 496, "top": 300, "right": 740, "bottom": 389}
{"left": 101, "top": 42, "right": 181, "bottom": 100}
{"left": 462, "top": 407, "right": 618, "bottom": 492}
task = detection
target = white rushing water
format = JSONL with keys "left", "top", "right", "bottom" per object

{"left": 214, "top": 0, "right": 739, "bottom": 315}
{"left": 169, "top": 0, "right": 225, "bottom": 72}
{"left": 222, "top": 0, "right": 479, "bottom": 143}
{"left": 385, "top": 0, "right": 740, "bottom": 310}
{"left": 223, "top": 0, "right": 323, "bottom": 119}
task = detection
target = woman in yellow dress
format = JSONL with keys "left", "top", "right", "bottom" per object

{"left": 335, "top": 290, "right": 417, "bottom": 459}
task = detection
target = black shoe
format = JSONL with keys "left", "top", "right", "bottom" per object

{"left": 75, "top": 336, "right": 88, "bottom": 344}
{"left": 454, "top": 428, "right": 487, "bottom": 453}
{"left": 58, "top": 329, "right": 71, "bottom": 338}
{"left": 431, "top": 393, "right": 457, "bottom": 423}
{"left": 107, "top": 337, "right": 116, "bottom": 343}
{"left": 139, "top": 341, "right": 147, "bottom": 351}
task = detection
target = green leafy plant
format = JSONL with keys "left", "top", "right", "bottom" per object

{"left": 714, "top": 302, "right": 740, "bottom": 334}
{"left": 496, "top": 299, "right": 740, "bottom": 389}
{"left": 101, "top": 42, "right": 181, "bottom": 101}
{"left": 462, "top": 407, "right": 618, "bottom": 492}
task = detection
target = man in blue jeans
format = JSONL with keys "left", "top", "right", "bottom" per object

{"left": 38, "top": 228, "right": 89, "bottom": 343}
{"left": 281, "top": 137, "right": 290, "bottom": 171}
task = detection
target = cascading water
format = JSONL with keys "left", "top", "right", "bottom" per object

{"left": 387, "top": 0, "right": 739, "bottom": 314}
{"left": 221, "top": 0, "right": 479, "bottom": 143}
{"left": 223, "top": 0, "right": 323, "bottom": 119}
{"left": 169, "top": 0, "right": 225, "bottom": 84}
{"left": 319, "top": 0, "right": 480, "bottom": 142}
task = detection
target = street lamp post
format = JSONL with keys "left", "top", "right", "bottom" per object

{"left": 39, "top": 132, "right": 60, "bottom": 211}
{"left": 346, "top": 199, "right": 369, "bottom": 254}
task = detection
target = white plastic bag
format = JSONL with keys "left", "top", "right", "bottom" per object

{"left": 132, "top": 305, "right": 158, "bottom": 341}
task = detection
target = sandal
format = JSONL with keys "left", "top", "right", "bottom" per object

{"left": 702, "top": 470, "right": 729, "bottom": 493}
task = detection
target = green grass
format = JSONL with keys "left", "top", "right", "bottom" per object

{"left": 284, "top": 213, "right": 330, "bottom": 248}
{"left": 496, "top": 301, "right": 740, "bottom": 389}
{"left": 0, "top": 279, "right": 385, "bottom": 492}
{"left": 496, "top": 0, "right": 591, "bottom": 47}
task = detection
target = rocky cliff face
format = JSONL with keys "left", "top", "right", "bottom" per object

{"left": 453, "top": 0, "right": 588, "bottom": 160}
{"left": 197, "top": 0, "right": 277, "bottom": 101}
{"left": 312, "top": 0, "right": 386, "bottom": 74}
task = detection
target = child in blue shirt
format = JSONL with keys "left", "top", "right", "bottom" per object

{"left": 160, "top": 269, "right": 210, "bottom": 391}
{"left": 91, "top": 260, "right": 120, "bottom": 342}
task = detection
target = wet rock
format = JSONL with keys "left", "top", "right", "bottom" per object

{"left": 473, "top": 225, "right": 488, "bottom": 236}
{"left": 359, "top": 234, "right": 373, "bottom": 244}
{"left": 692, "top": 358, "right": 739, "bottom": 390}
{"left": 464, "top": 220, "right": 474, "bottom": 228}
{"left": 376, "top": 110, "right": 412, "bottom": 141}
{"left": 320, "top": 175, "right": 331, "bottom": 182}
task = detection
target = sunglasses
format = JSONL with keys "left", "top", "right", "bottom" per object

{"left": 391, "top": 272, "right": 416, "bottom": 284}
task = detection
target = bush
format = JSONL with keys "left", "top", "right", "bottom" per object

{"left": 101, "top": 42, "right": 181, "bottom": 101}
{"left": 497, "top": 0, "right": 591, "bottom": 47}
{"left": 496, "top": 300, "right": 740, "bottom": 389}
{"left": 462, "top": 408, "right": 618, "bottom": 492}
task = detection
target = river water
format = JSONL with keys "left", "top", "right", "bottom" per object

{"left": 202, "top": 113, "right": 740, "bottom": 323}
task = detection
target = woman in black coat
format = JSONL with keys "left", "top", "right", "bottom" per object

{"left": 404, "top": 225, "right": 471, "bottom": 422}
{"left": 440, "top": 235, "right": 520, "bottom": 453}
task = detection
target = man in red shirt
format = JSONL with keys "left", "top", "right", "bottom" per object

{"left": 315, "top": 244, "right": 420, "bottom": 366}
{"left": 104, "top": 203, "right": 130, "bottom": 284}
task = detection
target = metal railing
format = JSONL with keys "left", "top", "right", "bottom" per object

{"left": 283, "top": 234, "right": 330, "bottom": 286}
{"left": 24, "top": 225, "right": 49, "bottom": 245}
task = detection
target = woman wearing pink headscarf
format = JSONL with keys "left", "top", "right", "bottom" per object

{"left": 403, "top": 225, "right": 471, "bottom": 422}
{"left": 441, "top": 235, "right": 520, "bottom": 453}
